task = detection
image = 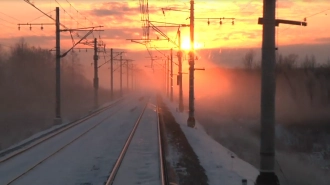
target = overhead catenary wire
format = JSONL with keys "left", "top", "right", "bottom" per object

{"left": 0, "top": 11, "right": 21, "bottom": 22}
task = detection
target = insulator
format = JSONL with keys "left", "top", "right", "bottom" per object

{"left": 30, "top": 25, "right": 32, "bottom": 30}
{"left": 18, "top": 26, "right": 20, "bottom": 30}
{"left": 86, "top": 49, "right": 87, "bottom": 52}
{"left": 232, "top": 21, "right": 234, "bottom": 25}
{"left": 207, "top": 19, "right": 210, "bottom": 25}
{"left": 79, "top": 49, "right": 81, "bottom": 52}
{"left": 304, "top": 17, "right": 307, "bottom": 22}
{"left": 220, "top": 20, "right": 222, "bottom": 25}
{"left": 41, "top": 25, "right": 43, "bottom": 30}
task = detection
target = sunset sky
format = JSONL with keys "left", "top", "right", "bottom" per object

{"left": 0, "top": 0, "right": 329, "bottom": 68}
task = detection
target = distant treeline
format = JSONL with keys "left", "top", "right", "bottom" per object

{"left": 0, "top": 39, "right": 110, "bottom": 150}
{"left": 242, "top": 49, "right": 330, "bottom": 70}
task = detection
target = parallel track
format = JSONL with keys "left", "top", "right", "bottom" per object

{"left": 4, "top": 99, "right": 127, "bottom": 185}
{"left": 0, "top": 98, "right": 124, "bottom": 163}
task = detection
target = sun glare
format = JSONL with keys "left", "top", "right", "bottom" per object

{"left": 181, "top": 38, "right": 203, "bottom": 50}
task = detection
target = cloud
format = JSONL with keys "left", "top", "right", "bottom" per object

{"left": 90, "top": 2, "right": 136, "bottom": 17}
{"left": 277, "top": 1, "right": 295, "bottom": 9}
{"left": 314, "top": 37, "right": 330, "bottom": 44}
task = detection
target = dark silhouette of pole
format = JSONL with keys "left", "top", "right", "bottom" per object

{"left": 164, "top": 60, "right": 167, "bottom": 93}
{"left": 187, "top": 0, "right": 195, "bottom": 128}
{"left": 110, "top": 48, "right": 114, "bottom": 100}
{"left": 178, "top": 29, "right": 184, "bottom": 112}
{"left": 256, "top": 0, "right": 279, "bottom": 184}
{"left": 120, "top": 54, "right": 123, "bottom": 97}
{"left": 54, "top": 7, "right": 61, "bottom": 125}
{"left": 126, "top": 60, "right": 129, "bottom": 91}
{"left": 167, "top": 55, "right": 170, "bottom": 98}
{"left": 131, "top": 64, "right": 134, "bottom": 90}
{"left": 170, "top": 48, "right": 173, "bottom": 102}
{"left": 93, "top": 38, "right": 99, "bottom": 109}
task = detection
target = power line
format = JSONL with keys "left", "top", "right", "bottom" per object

{"left": 0, "top": 22, "right": 15, "bottom": 29}
{"left": 28, "top": 10, "right": 55, "bottom": 23}
{"left": 0, "top": 11, "right": 21, "bottom": 22}
{"left": 0, "top": 17, "right": 16, "bottom": 25}
{"left": 64, "top": 0, "right": 94, "bottom": 27}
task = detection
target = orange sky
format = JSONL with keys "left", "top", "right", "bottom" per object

{"left": 0, "top": 0, "right": 329, "bottom": 90}
{"left": 0, "top": 0, "right": 329, "bottom": 51}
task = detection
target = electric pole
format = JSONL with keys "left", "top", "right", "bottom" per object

{"left": 55, "top": 7, "right": 61, "bottom": 124}
{"left": 187, "top": 0, "right": 195, "bottom": 128}
{"left": 126, "top": 60, "right": 129, "bottom": 91}
{"left": 167, "top": 55, "right": 170, "bottom": 98}
{"left": 120, "top": 54, "right": 123, "bottom": 97}
{"left": 256, "top": 0, "right": 307, "bottom": 184}
{"left": 110, "top": 48, "right": 114, "bottom": 100}
{"left": 93, "top": 38, "right": 99, "bottom": 109}
{"left": 131, "top": 64, "right": 134, "bottom": 90}
{"left": 164, "top": 59, "right": 167, "bottom": 93}
{"left": 178, "top": 29, "right": 184, "bottom": 112}
{"left": 170, "top": 48, "right": 173, "bottom": 102}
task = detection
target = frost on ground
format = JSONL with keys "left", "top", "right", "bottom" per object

{"left": 159, "top": 96, "right": 258, "bottom": 185}
{"left": 158, "top": 96, "right": 208, "bottom": 185}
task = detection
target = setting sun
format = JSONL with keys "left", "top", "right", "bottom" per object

{"left": 181, "top": 37, "right": 204, "bottom": 50}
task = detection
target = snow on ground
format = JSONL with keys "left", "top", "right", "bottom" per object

{"left": 0, "top": 97, "right": 124, "bottom": 157}
{"left": 113, "top": 96, "right": 161, "bottom": 185}
{"left": 0, "top": 94, "right": 151, "bottom": 185}
{"left": 163, "top": 98, "right": 259, "bottom": 185}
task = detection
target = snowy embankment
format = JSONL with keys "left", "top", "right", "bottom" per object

{"left": 163, "top": 98, "right": 259, "bottom": 185}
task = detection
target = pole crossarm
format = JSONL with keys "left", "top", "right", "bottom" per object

{"left": 18, "top": 23, "right": 54, "bottom": 26}
{"left": 60, "top": 30, "right": 94, "bottom": 58}
{"left": 161, "top": 7, "right": 190, "bottom": 13}
{"left": 193, "top": 17, "right": 236, "bottom": 25}
{"left": 23, "top": 0, "right": 68, "bottom": 29}
{"left": 60, "top": 26, "right": 104, "bottom": 32}
{"left": 194, "top": 17, "right": 235, "bottom": 20}
{"left": 258, "top": 17, "right": 307, "bottom": 26}
{"left": 17, "top": 23, "right": 54, "bottom": 30}
{"left": 149, "top": 21, "right": 189, "bottom": 27}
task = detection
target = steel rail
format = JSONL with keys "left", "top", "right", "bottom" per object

{"left": 157, "top": 104, "right": 167, "bottom": 185}
{"left": 6, "top": 101, "right": 127, "bottom": 185}
{"left": 0, "top": 98, "right": 124, "bottom": 163}
{"left": 105, "top": 100, "right": 149, "bottom": 185}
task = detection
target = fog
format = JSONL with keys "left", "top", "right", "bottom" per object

{"left": 0, "top": 39, "right": 114, "bottom": 149}
{"left": 189, "top": 57, "right": 330, "bottom": 185}
{"left": 1, "top": 39, "right": 330, "bottom": 184}
{"left": 139, "top": 51, "right": 330, "bottom": 184}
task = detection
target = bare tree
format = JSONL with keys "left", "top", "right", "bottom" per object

{"left": 276, "top": 53, "right": 298, "bottom": 72}
{"left": 301, "top": 54, "right": 316, "bottom": 69}
{"left": 242, "top": 49, "right": 255, "bottom": 69}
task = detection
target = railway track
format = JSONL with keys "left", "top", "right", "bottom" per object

{"left": 105, "top": 98, "right": 168, "bottom": 185}
{"left": 0, "top": 95, "right": 168, "bottom": 185}
{"left": 3, "top": 98, "right": 129, "bottom": 185}
{"left": 0, "top": 97, "right": 125, "bottom": 163}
